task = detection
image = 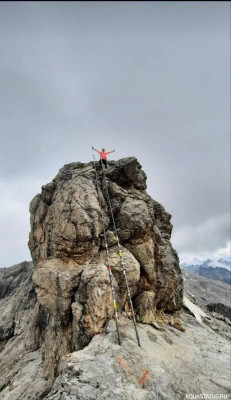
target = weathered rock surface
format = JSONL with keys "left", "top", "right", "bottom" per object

{"left": 6, "top": 157, "right": 231, "bottom": 400}
{"left": 0, "top": 261, "right": 34, "bottom": 341}
{"left": 45, "top": 312, "right": 231, "bottom": 400}
{"left": 27, "top": 157, "right": 183, "bottom": 379}
{"left": 0, "top": 262, "right": 50, "bottom": 398}
{"left": 0, "top": 263, "right": 230, "bottom": 400}
{"left": 1, "top": 158, "right": 230, "bottom": 400}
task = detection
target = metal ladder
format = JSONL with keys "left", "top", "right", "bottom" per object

{"left": 93, "top": 155, "right": 141, "bottom": 347}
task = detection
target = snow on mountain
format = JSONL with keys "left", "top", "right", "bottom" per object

{"left": 207, "top": 258, "right": 231, "bottom": 271}
{"left": 181, "top": 258, "right": 231, "bottom": 271}
{"left": 181, "top": 258, "right": 231, "bottom": 285}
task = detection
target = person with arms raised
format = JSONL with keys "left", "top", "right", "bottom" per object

{"left": 92, "top": 147, "right": 115, "bottom": 169}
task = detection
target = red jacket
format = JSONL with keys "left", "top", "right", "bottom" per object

{"left": 94, "top": 149, "right": 113, "bottom": 160}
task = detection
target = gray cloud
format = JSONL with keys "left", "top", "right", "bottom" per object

{"left": 172, "top": 213, "right": 230, "bottom": 254}
{"left": 0, "top": 2, "right": 230, "bottom": 266}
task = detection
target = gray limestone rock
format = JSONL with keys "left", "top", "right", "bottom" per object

{"left": 0, "top": 157, "right": 186, "bottom": 398}
{"left": 0, "top": 262, "right": 51, "bottom": 398}
{"left": 0, "top": 155, "right": 230, "bottom": 399}
{"left": 45, "top": 312, "right": 231, "bottom": 400}
{"left": 27, "top": 157, "right": 183, "bottom": 379}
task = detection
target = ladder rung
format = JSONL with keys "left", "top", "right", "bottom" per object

{"left": 117, "top": 308, "right": 136, "bottom": 314}
{"left": 113, "top": 285, "right": 128, "bottom": 288}
{"left": 92, "top": 156, "right": 141, "bottom": 348}
{"left": 114, "top": 285, "right": 136, "bottom": 288}
{"left": 117, "top": 297, "right": 136, "bottom": 302}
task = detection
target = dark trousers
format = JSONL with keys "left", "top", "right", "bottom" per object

{"left": 99, "top": 159, "right": 108, "bottom": 169}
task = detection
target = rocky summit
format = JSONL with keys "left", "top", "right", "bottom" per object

{"left": 0, "top": 157, "right": 230, "bottom": 400}
{"left": 28, "top": 157, "right": 183, "bottom": 379}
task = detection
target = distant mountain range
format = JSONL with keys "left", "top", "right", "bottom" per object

{"left": 181, "top": 258, "right": 231, "bottom": 285}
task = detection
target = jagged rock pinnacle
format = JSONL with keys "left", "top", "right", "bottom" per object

{"left": 1, "top": 158, "right": 230, "bottom": 400}
{"left": 28, "top": 157, "right": 183, "bottom": 379}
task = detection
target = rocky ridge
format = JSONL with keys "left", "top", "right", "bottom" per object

{"left": 182, "top": 269, "right": 231, "bottom": 340}
{"left": 1, "top": 262, "right": 230, "bottom": 399}
{"left": 0, "top": 262, "right": 50, "bottom": 398}
{"left": 182, "top": 261, "right": 231, "bottom": 285}
{"left": 0, "top": 157, "right": 230, "bottom": 399}
{"left": 28, "top": 157, "right": 183, "bottom": 380}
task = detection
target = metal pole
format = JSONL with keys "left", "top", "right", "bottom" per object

{"left": 93, "top": 155, "right": 121, "bottom": 346}
{"left": 100, "top": 159, "right": 141, "bottom": 347}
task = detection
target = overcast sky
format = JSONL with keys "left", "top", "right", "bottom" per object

{"left": 0, "top": 1, "right": 230, "bottom": 267}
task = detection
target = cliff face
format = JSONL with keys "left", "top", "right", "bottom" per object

{"left": 0, "top": 262, "right": 51, "bottom": 399}
{"left": 28, "top": 157, "right": 183, "bottom": 379}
